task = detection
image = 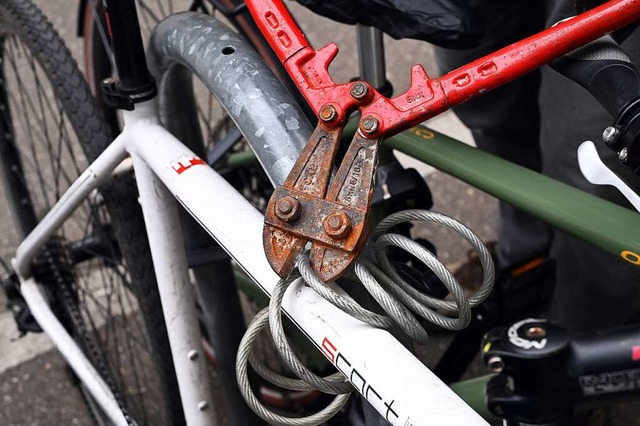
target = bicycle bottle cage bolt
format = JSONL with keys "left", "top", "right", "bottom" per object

{"left": 619, "top": 147, "right": 629, "bottom": 163}
{"left": 602, "top": 126, "right": 620, "bottom": 146}
{"left": 275, "top": 196, "right": 302, "bottom": 222}
{"left": 350, "top": 82, "right": 369, "bottom": 100}
{"left": 323, "top": 211, "right": 352, "bottom": 239}
{"left": 487, "top": 356, "right": 505, "bottom": 373}
{"left": 319, "top": 105, "right": 338, "bottom": 123}
{"left": 361, "top": 116, "right": 379, "bottom": 134}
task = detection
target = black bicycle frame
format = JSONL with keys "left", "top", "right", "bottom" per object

{"left": 484, "top": 318, "right": 640, "bottom": 425}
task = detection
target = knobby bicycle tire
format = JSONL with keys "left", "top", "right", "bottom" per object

{"left": 0, "top": 0, "right": 184, "bottom": 424}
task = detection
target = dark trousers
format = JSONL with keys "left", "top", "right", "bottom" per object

{"left": 435, "top": 0, "right": 640, "bottom": 332}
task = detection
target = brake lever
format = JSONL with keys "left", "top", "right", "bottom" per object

{"left": 578, "top": 140, "right": 640, "bottom": 212}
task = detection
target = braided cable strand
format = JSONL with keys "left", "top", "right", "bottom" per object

{"left": 268, "top": 274, "right": 354, "bottom": 394}
{"left": 353, "top": 260, "right": 431, "bottom": 342}
{"left": 375, "top": 210, "right": 495, "bottom": 310}
{"left": 297, "top": 256, "right": 395, "bottom": 329}
{"left": 236, "top": 308, "right": 352, "bottom": 425}
{"left": 236, "top": 209, "right": 495, "bottom": 425}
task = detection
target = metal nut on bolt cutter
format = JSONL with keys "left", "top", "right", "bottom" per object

{"left": 323, "top": 211, "right": 352, "bottom": 240}
{"left": 274, "top": 196, "right": 302, "bottom": 223}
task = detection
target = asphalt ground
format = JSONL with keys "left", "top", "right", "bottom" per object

{"left": 0, "top": 1, "right": 502, "bottom": 425}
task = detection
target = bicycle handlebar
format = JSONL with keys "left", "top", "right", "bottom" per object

{"left": 550, "top": 33, "right": 640, "bottom": 116}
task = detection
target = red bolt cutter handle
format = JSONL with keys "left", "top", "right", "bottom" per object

{"left": 248, "top": 0, "right": 640, "bottom": 137}
{"left": 250, "top": 0, "right": 640, "bottom": 281}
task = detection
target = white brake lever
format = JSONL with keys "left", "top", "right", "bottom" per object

{"left": 578, "top": 141, "right": 640, "bottom": 213}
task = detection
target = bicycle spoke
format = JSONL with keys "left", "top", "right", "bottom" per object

{"left": 113, "top": 277, "right": 149, "bottom": 423}
{"left": 153, "top": 0, "right": 167, "bottom": 18}
{"left": 2, "top": 36, "right": 98, "bottom": 242}
{"left": 6, "top": 39, "right": 81, "bottom": 188}
{"left": 89, "top": 0, "right": 117, "bottom": 72}
{"left": 135, "top": 0, "right": 161, "bottom": 36}
{"left": 6, "top": 41, "right": 51, "bottom": 210}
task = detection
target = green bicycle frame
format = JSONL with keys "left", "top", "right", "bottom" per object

{"left": 384, "top": 124, "right": 640, "bottom": 421}
{"left": 385, "top": 125, "right": 640, "bottom": 269}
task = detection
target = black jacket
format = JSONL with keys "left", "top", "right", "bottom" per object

{"left": 296, "top": 0, "right": 480, "bottom": 49}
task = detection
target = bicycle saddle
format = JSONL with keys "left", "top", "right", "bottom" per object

{"left": 295, "top": 0, "right": 480, "bottom": 49}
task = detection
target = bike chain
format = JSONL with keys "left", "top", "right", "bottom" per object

{"left": 32, "top": 237, "right": 134, "bottom": 425}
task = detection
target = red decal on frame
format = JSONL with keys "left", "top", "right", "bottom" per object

{"left": 321, "top": 337, "right": 337, "bottom": 364}
{"left": 632, "top": 345, "right": 640, "bottom": 361}
{"left": 172, "top": 157, "right": 206, "bottom": 175}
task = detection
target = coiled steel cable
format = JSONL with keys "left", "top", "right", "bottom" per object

{"left": 237, "top": 210, "right": 495, "bottom": 425}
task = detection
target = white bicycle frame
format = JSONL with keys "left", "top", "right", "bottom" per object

{"left": 11, "top": 14, "right": 489, "bottom": 426}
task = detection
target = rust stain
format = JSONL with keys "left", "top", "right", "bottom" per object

{"left": 263, "top": 124, "right": 381, "bottom": 281}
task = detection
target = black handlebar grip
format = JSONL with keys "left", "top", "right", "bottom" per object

{"left": 550, "top": 34, "right": 640, "bottom": 116}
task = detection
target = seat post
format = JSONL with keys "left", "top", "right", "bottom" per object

{"left": 356, "top": 25, "right": 387, "bottom": 90}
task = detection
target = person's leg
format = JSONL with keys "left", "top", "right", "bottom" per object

{"left": 539, "top": 25, "right": 640, "bottom": 332}
{"left": 434, "top": 1, "right": 551, "bottom": 268}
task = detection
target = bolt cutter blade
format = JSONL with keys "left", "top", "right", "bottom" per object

{"left": 263, "top": 125, "right": 343, "bottom": 278}
{"left": 263, "top": 224, "right": 307, "bottom": 277}
{"left": 310, "top": 135, "right": 381, "bottom": 281}
{"left": 263, "top": 118, "right": 382, "bottom": 281}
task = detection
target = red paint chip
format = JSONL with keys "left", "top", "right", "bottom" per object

{"left": 632, "top": 345, "right": 640, "bottom": 361}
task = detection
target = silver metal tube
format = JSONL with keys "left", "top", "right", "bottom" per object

{"left": 357, "top": 25, "right": 387, "bottom": 89}
{"left": 147, "top": 12, "right": 312, "bottom": 186}
{"left": 145, "top": 14, "right": 311, "bottom": 423}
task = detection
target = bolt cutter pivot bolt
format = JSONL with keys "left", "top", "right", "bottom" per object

{"left": 619, "top": 147, "right": 629, "bottom": 163}
{"left": 350, "top": 82, "right": 369, "bottom": 100}
{"left": 275, "top": 196, "right": 302, "bottom": 223}
{"left": 323, "top": 211, "right": 352, "bottom": 239}
{"left": 319, "top": 105, "right": 338, "bottom": 123}
{"left": 361, "top": 116, "right": 379, "bottom": 134}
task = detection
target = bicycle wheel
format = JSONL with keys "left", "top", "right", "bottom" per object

{"left": 0, "top": 0, "right": 184, "bottom": 424}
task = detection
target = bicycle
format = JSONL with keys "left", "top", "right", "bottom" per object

{"left": 2, "top": 0, "right": 640, "bottom": 425}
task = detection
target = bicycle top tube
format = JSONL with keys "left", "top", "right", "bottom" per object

{"left": 247, "top": 0, "right": 640, "bottom": 139}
